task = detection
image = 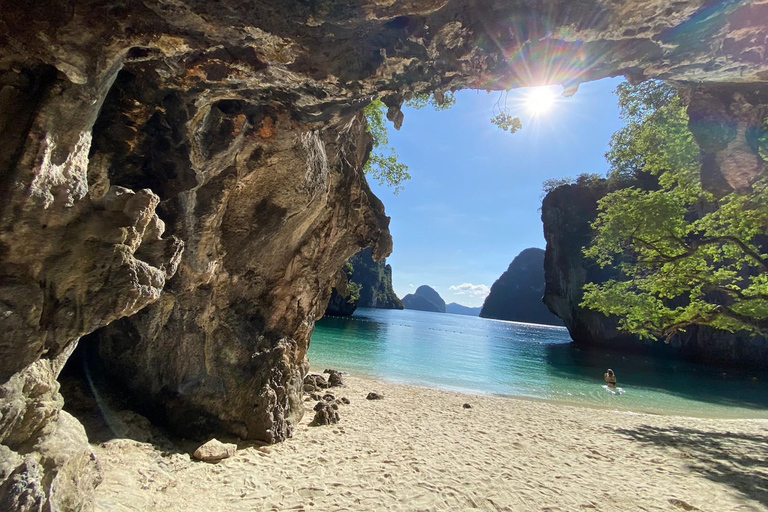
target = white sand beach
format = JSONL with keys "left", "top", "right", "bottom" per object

{"left": 93, "top": 373, "right": 768, "bottom": 512}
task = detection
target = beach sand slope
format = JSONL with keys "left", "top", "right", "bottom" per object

{"left": 94, "top": 375, "right": 768, "bottom": 511}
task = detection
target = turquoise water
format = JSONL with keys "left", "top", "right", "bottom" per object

{"left": 309, "top": 308, "right": 768, "bottom": 418}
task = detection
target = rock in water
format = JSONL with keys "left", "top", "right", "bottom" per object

{"left": 193, "top": 439, "right": 237, "bottom": 463}
{"left": 312, "top": 402, "right": 340, "bottom": 426}
{"left": 402, "top": 285, "right": 446, "bottom": 313}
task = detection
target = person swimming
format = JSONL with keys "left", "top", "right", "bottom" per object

{"left": 604, "top": 369, "right": 617, "bottom": 389}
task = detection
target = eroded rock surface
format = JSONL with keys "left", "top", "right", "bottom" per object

{"left": 2, "top": 1, "right": 768, "bottom": 509}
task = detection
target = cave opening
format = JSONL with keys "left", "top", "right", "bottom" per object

{"left": 58, "top": 329, "right": 173, "bottom": 446}
{"left": 369, "top": 77, "right": 627, "bottom": 310}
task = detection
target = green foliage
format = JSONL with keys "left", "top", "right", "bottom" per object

{"left": 489, "top": 90, "right": 523, "bottom": 134}
{"left": 542, "top": 173, "right": 604, "bottom": 195}
{"left": 490, "top": 112, "right": 523, "bottom": 134}
{"left": 347, "top": 281, "right": 362, "bottom": 303}
{"left": 581, "top": 81, "right": 768, "bottom": 339}
{"left": 363, "top": 93, "right": 454, "bottom": 194}
{"left": 363, "top": 99, "right": 411, "bottom": 195}
{"left": 405, "top": 92, "right": 456, "bottom": 111}
{"left": 542, "top": 177, "right": 576, "bottom": 193}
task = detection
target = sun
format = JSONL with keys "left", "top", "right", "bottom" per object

{"left": 524, "top": 86, "right": 557, "bottom": 115}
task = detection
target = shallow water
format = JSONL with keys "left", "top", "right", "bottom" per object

{"left": 309, "top": 308, "right": 768, "bottom": 418}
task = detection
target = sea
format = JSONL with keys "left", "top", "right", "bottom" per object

{"left": 309, "top": 308, "right": 768, "bottom": 419}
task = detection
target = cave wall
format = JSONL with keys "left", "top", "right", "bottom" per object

{"left": 2, "top": 0, "right": 768, "bottom": 509}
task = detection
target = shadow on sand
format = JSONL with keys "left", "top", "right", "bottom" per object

{"left": 614, "top": 424, "right": 768, "bottom": 505}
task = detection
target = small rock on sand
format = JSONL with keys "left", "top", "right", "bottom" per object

{"left": 366, "top": 392, "right": 383, "bottom": 400}
{"left": 463, "top": 403, "right": 472, "bottom": 409}
{"left": 324, "top": 369, "right": 345, "bottom": 387}
{"left": 312, "top": 401, "right": 340, "bottom": 425}
{"left": 304, "top": 373, "right": 329, "bottom": 392}
{"left": 193, "top": 439, "right": 237, "bottom": 462}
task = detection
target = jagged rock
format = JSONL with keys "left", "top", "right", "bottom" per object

{"left": 324, "top": 369, "right": 345, "bottom": 387}
{"left": 311, "top": 402, "right": 340, "bottom": 426}
{"left": 325, "top": 269, "right": 358, "bottom": 317}
{"left": 193, "top": 439, "right": 237, "bottom": 463}
{"left": 366, "top": 392, "right": 384, "bottom": 400}
{"left": 304, "top": 374, "right": 330, "bottom": 393}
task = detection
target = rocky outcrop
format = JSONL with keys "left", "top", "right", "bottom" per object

{"left": 542, "top": 182, "right": 640, "bottom": 347}
{"left": 94, "top": 112, "right": 389, "bottom": 444}
{"left": 325, "top": 268, "right": 358, "bottom": 317}
{"left": 480, "top": 248, "right": 564, "bottom": 326}
{"left": 3, "top": 1, "right": 768, "bottom": 508}
{"left": 325, "top": 289, "right": 359, "bottom": 317}
{"left": 402, "top": 285, "right": 446, "bottom": 313}
{"left": 541, "top": 182, "right": 768, "bottom": 368}
{"left": 349, "top": 248, "right": 403, "bottom": 310}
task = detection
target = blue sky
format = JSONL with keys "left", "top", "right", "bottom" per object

{"left": 367, "top": 77, "right": 626, "bottom": 307}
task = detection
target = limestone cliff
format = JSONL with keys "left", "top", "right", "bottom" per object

{"left": 325, "top": 267, "right": 359, "bottom": 317}
{"left": 541, "top": 182, "right": 768, "bottom": 368}
{"left": 403, "top": 285, "right": 446, "bottom": 313}
{"left": 2, "top": 1, "right": 768, "bottom": 509}
{"left": 349, "top": 248, "right": 403, "bottom": 310}
{"left": 481, "top": 248, "right": 563, "bottom": 326}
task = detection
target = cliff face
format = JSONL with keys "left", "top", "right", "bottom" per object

{"left": 481, "top": 248, "right": 564, "bottom": 326}
{"left": 2, "top": 1, "right": 768, "bottom": 509}
{"left": 541, "top": 183, "right": 768, "bottom": 368}
{"left": 349, "top": 248, "right": 403, "bottom": 310}
{"left": 325, "top": 268, "right": 359, "bottom": 317}
{"left": 403, "top": 285, "right": 446, "bottom": 313}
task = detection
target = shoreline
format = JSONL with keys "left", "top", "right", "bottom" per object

{"left": 310, "top": 365, "right": 768, "bottom": 422}
{"left": 94, "top": 372, "right": 768, "bottom": 511}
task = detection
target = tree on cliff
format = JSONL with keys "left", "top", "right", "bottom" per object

{"left": 581, "top": 81, "right": 768, "bottom": 340}
{"left": 363, "top": 93, "right": 455, "bottom": 194}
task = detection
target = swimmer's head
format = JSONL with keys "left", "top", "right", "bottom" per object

{"left": 607, "top": 369, "right": 615, "bottom": 376}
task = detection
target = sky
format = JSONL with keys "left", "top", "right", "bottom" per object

{"left": 366, "top": 77, "right": 627, "bottom": 308}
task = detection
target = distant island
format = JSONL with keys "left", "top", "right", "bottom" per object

{"left": 402, "top": 285, "right": 446, "bottom": 313}
{"left": 480, "top": 248, "right": 563, "bottom": 326}
{"left": 446, "top": 303, "right": 481, "bottom": 316}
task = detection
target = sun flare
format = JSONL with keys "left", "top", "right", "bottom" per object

{"left": 524, "top": 87, "right": 557, "bottom": 115}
